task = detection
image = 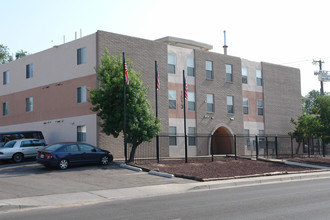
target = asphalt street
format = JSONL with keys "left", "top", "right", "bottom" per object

{"left": 2, "top": 177, "right": 330, "bottom": 220}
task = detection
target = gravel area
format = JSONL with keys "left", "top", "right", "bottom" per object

{"left": 132, "top": 157, "right": 319, "bottom": 181}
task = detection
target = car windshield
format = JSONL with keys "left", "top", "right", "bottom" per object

{"left": 45, "top": 144, "right": 64, "bottom": 152}
{"left": 3, "top": 141, "right": 16, "bottom": 148}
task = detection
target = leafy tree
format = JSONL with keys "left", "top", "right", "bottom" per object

{"left": 89, "top": 50, "right": 161, "bottom": 162}
{"left": 15, "top": 50, "right": 28, "bottom": 59}
{"left": 312, "top": 95, "right": 330, "bottom": 144}
{"left": 0, "top": 44, "right": 11, "bottom": 64}
{"left": 303, "top": 90, "right": 330, "bottom": 114}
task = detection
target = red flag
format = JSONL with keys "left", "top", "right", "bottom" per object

{"left": 124, "top": 62, "right": 129, "bottom": 85}
{"left": 157, "top": 72, "right": 160, "bottom": 90}
{"left": 185, "top": 79, "right": 188, "bottom": 100}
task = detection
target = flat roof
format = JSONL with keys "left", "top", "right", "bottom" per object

{"left": 155, "top": 36, "right": 213, "bottom": 51}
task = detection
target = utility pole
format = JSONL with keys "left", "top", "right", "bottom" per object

{"left": 313, "top": 59, "right": 325, "bottom": 95}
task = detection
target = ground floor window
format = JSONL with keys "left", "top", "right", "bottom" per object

{"left": 169, "top": 126, "right": 177, "bottom": 145}
{"left": 77, "top": 125, "right": 86, "bottom": 142}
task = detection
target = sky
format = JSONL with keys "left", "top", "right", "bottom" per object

{"left": 1, "top": 0, "right": 329, "bottom": 95}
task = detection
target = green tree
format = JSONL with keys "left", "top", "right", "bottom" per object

{"left": 0, "top": 44, "right": 12, "bottom": 64}
{"left": 89, "top": 50, "right": 161, "bottom": 162}
{"left": 15, "top": 50, "right": 28, "bottom": 59}
{"left": 312, "top": 95, "right": 330, "bottom": 144}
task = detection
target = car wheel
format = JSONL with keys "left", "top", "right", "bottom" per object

{"left": 58, "top": 159, "right": 69, "bottom": 170}
{"left": 12, "top": 153, "right": 24, "bottom": 163}
{"left": 100, "top": 155, "right": 109, "bottom": 165}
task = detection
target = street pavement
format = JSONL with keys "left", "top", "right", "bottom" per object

{"left": 1, "top": 159, "right": 330, "bottom": 214}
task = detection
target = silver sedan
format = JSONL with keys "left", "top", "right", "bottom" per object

{"left": 0, "top": 139, "right": 46, "bottom": 163}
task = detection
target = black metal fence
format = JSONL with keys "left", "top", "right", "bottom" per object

{"left": 127, "top": 134, "right": 330, "bottom": 163}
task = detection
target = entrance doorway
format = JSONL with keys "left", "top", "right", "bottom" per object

{"left": 212, "top": 126, "right": 233, "bottom": 154}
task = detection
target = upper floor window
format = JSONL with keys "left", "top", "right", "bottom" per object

{"left": 188, "top": 127, "right": 196, "bottom": 146}
{"left": 168, "top": 90, "right": 176, "bottom": 109}
{"left": 26, "top": 97, "right": 33, "bottom": 112}
{"left": 3, "top": 71, "right": 9, "bottom": 85}
{"left": 77, "top": 47, "right": 86, "bottom": 65}
{"left": 243, "top": 98, "right": 249, "bottom": 114}
{"left": 168, "top": 54, "right": 176, "bottom": 74}
{"left": 26, "top": 64, "right": 33, "bottom": 79}
{"left": 77, "top": 125, "right": 86, "bottom": 142}
{"left": 257, "top": 99, "right": 264, "bottom": 116}
{"left": 187, "top": 57, "right": 194, "bottom": 76}
{"left": 187, "top": 92, "right": 195, "bottom": 111}
{"left": 207, "top": 94, "right": 214, "bottom": 112}
{"left": 2, "top": 102, "right": 8, "bottom": 116}
{"left": 242, "top": 67, "right": 248, "bottom": 84}
{"left": 226, "top": 64, "right": 233, "bottom": 82}
{"left": 206, "top": 61, "right": 213, "bottom": 79}
{"left": 169, "top": 126, "right": 177, "bottom": 145}
{"left": 256, "top": 70, "right": 263, "bottom": 86}
{"left": 77, "top": 86, "right": 87, "bottom": 103}
{"left": 227, "top": 96, "right": 234, "bottom": 114}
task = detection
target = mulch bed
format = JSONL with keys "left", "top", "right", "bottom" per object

{"left": 131, "top": 157, "right": 321, "bottom": 181}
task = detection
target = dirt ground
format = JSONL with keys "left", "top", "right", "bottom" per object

{"left": 132, "top": 157, "right": 330, "bottom": 181}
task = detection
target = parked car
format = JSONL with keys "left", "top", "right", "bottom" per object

{"left": 0, "top": 139, "right": 47, "bottom": 163}
{"left": 0, "top": 131, "right": 45, "bottom": 147}
{"left": 37, "top": 142, "right": 113, "bottom": 170}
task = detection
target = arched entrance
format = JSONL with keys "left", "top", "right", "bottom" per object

{"left": 211, "top": 126, "right": 234, "bottom": 154}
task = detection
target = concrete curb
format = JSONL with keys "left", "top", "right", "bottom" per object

{"left": 148, "top": 170, "right": 174, "bottom": 178}
{"left": 114, "top": 162, "right": 142, "bottom": 172}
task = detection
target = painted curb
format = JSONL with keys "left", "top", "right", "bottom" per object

{"left": 148, "top": 170, "right": 174, "bottom": 178}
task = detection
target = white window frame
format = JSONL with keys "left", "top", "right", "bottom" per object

{"left": 257, "top": 99, "right": 264, "bottom": 116}
{"left": 77, "top": 125, "right": 86, "bottom": 142}
{"left": 242, "top": 67, "right": 248, "bottom": 84}
{"left": 207, "top": 94, "right": 214, "bottom": 113}
{"left": 187, "top": 92, "right": 195, "bottom": 111}
{"left": 188, "top": 127, "right": 196, "bottom": 146}
{"left": 227, "top": 96, "right": 234, "bottom": 114}
{"left": 243, "top": 98, "right": 249, "bottom": 114}
{"left": 256, "top": 70, "right": 263, "bottom": 86}
{"left": 169, "top": 126, "right": 177, "bottom": 146}
{"left": 187, "top": 57, "right": 195, "bottom": 77}
{"left": 226, "top": 64, "right": 233, "bottom": 82}
{"left": 168, "top": 54, "right": 176, "bottom": 74}
{"left": 168, "top": 90, "right": 176, "bottom": 109}
{"left": 206, "top": 61, "right": 213, "bottom": 79}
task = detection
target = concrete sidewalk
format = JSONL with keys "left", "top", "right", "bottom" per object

{"left": 1, "top": 168, "right": 330, "bottom": 214}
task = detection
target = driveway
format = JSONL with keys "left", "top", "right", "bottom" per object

{"left": 0, "top": 160, "right": 195, "bottom": 200}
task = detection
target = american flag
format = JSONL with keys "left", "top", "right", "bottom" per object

{"left": 184, "top": 77, "right": 188, "bottom": 100}
{"left": 156, "top": 70, "right": 160, "bottom": 90}
{"left": 124, "top": 62, "right": 129, "bottom": 85}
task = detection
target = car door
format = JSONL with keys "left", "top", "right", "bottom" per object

{"left": 78, "top": 144, "right": 100, "bottom": 163}
{"left": 19, "top": 140, "right": 36, "bottom": 158}
{"left": 63, "top": 144, "right": 83, "bottom": 165}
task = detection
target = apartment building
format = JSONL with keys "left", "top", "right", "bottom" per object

{"left": 0, "top": 30, "right": 301, "bottom": 158}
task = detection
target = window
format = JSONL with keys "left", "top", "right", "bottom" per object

{"left": 168, "top": 90, "right": 176, "bottom": 109}
{"left": 3, "top": 71, "right": 9, "bottom": 85}
{"left": 257, "top": 99, "right": 264, "bottom": 116}
{"left": 227, "top": 96, "right": 234, "bottom": 114}
{"left": 226, "top": 64, "right": 233, "bottom": 82}
{"left": 79, "top": 144, "right": 95, "bottom": 152}
{"left": 64, "top": 144, "right": 80, "bottom": 152}
{"left": 244, "top": 129, "right": 250, "bottom": 147}
{"left": 242, "top": 67, "right": 248, "bottom": 84}
{"left": 256, "top": 70, "right": 262, "bottom": 86}
{"left": 206, "top": 61, "right": 213, "bottom": 79}
{"left": 169, "top": 126, "right": 177, "bottom": 145}
{"left": 258, "top": 130, "right": 265, "bottom": 141}
{"left": 77, "top": 125, "right": 86, "bottom": 142}
{"left": 207, "top": 94, "right": 214, "bottom": 112}
{"left": 77, "top": 86, "right": 87, "bottom": 103}
{"left": 77, "top": 47, "right": 86, "bottom": 65}
{"left": 243, "top": 98, "right": 249, "bottom": 114}
{"left": 187, "top": 57, "right": 194, "bottom": 76}
{"left": 188, "top": 127, "right": 196, "bottom": 146}
{"left": 188, "top": 92, "right": 195, "bottom": 111}
{"left": 26, "top": 64, "right": 33, "bottom": 79}
{"left": 168, "top": 54, "right": 176, "bottom": 74}
{"left": 26, "top": 97, "right": 33, "bottom": 112}
{"left": 2, "top": 102, "right": 8, "bottom": 116}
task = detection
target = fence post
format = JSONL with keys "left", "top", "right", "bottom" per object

{"left": 308, "top": 137, "right": 310, "bottom": 158}
{"left": 275, "top": 136, "right": 278, "bottom": 159}
{"left": 234, "top": 135, "right": 237, "bottom": 160}
{"left": 266, "top": 136, "right": 269, "bottom": 158}
{"left": 255, "top": 135, "right": 259, "bottom": 160}
{"left": 322, "top": 137, "right": 326, "bottom": 157}
{"left": 211, "top": 135, "right": 214, "bottom": 162}
{"left": 291, "top": 136, "right": 294, "bottom": 158}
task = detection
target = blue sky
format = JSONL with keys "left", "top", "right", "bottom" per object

{"left": 1, "top": 0, "right": 330, "bottom": 95}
